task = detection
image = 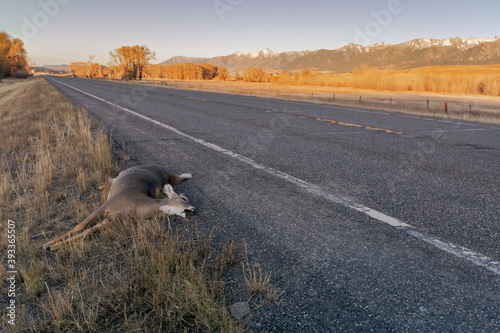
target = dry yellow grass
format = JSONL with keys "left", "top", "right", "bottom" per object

{"left": 329, "top": 65, "right": 500, "bottom": 96}
{"left": 274, "top": 65, "right": 500, "bottom": 97}
{"left": 0, "top": 77, "right": 242, "bottom": 332}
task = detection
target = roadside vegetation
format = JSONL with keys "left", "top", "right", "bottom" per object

{"left": 0, "top": 30, "right": 30, "bottom": 79}
{"left": 72, "top": 61, "right": 230, "bottom": 82}
{"left": 0, "top": 77, "right": 257, "bottom": 331}
{"left": 274, "top": 64, "right": 500, "bottom": 97}
{"left": 223, "top": 64, "right": 500, "bottom": 97}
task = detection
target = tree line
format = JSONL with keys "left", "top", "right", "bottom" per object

{"left": 146, "top": 63, "right": 229, "bottom": 81}
{"left": 0, "top": 30, "right": 29, "bottom": 79}
{"left": 71, "top": 45, "right": 230, "bottom": 81}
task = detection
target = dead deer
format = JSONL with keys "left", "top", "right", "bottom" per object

{"left": 42, "top": 165, "right": 194, "bottom": 251}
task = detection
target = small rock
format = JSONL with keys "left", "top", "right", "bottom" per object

{"left": 229, "top": 301, "right": 250, "bottom": 320}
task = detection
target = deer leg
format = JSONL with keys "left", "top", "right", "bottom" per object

{"left": 168, "top": 173, "right": 192, "bottom": 187}
{"left": 45, "top": 219, "right": 111, "bottom": 251}
{"left": 42, "top": 206, "right": 106, "bottom": 250}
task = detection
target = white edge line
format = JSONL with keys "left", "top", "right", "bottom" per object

{"left": 404, "top": 228, "right": 500, "bottom": 276}
{"left": 49, "top": 77, "right": 500, "bottom": 276}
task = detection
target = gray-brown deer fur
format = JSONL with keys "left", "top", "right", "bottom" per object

{"left": 42, "top": 165, "right": 194, "bottom": 251}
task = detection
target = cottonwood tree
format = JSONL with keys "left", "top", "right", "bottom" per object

{"left": 0, "top": 31, "right": 10, "bottom": 78}
{"left": 243, "top": 67, "right": 268, "bottom": 83}
{"left": 88, "top": 54, "right": 102, "bottom": 78}
{"left": 0, "top": 30, "right": 29, "bottom": 78}
{"left": 109, "top": 45, "right": 155, "bottom": 80}
{"left": 70, "top": 62, "right": 87, "bottom": 77}
{"left": 7, "top": 38, "right": 28, "bottom": 76}
{"left": 217, "top": 67, "right": 229, "bottom": 81}
{"left": 199, "top": 63, "right": 218, "bottom": 79}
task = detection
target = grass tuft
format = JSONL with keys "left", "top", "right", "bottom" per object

{"left": 242, "top": 258, "right": 272, "bottom": 298}
{"left": 76, "top": 167, "right": 87, "bottom": 193}
{"left": 20, "top": 262, "right": 46, "bottom": 299}
{"left": 218, "top": 238, "right": 246, "bottom": 272}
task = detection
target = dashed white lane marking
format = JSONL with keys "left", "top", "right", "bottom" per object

{"left": 50, "top": 78, "right": 500, "bottom": 276}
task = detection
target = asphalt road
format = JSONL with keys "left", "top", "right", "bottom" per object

{"left": 46, "top": 76, "right": 500, "bottom": 332}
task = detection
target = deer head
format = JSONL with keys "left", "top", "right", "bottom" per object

{"left": 159, "top": 184, "right": 195, "bottom": 218}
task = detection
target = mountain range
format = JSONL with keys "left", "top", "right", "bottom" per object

{"left": 159, "top": 37, "right": 500, "bottom": 73}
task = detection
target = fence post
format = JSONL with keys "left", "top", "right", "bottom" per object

{"left": 427, "top": 100, "right": 430, "bottom": 110}
{"left": 469, "top": 105, "right": 472, "bottom": 115}
{"left": 359, "top": 96, "right": 362, "bottom": 103}
{"left": 333, "top": 93, "right": 336, "bottom": 102}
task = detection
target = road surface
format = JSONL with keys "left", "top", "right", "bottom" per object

{"left": 46, "top": 76, "right": 500, "bottom": 332}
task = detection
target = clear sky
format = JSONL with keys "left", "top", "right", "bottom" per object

{"left": 1, "top": 0, "right": 498, "bottom": 65}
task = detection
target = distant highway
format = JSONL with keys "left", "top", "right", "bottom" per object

{"left": 46, "top": 76, "right": 500, "bottom": 332}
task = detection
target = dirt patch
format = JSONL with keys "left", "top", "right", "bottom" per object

{"left": 0, "top": 77, "right": 37, "bottom": 106}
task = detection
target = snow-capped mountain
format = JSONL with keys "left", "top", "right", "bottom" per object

{"left": 160, "top": 48, "right": 312, "bottom": 72}
{"left": 339, "top": 41, "right": 392, "bottom": 54}
{"left": 235, "top": 48, "right": 278, "bottom": 59}
{"left": 400, "top": 37, "right": 499, "bottom": 51}
{"left": 159, "top": 37, "right": 500, "bottom": 72}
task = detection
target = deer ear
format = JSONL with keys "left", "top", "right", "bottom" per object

{"left": 163, "top": 184, "right": 174, "bottom": 198}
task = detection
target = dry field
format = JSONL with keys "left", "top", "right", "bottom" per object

{"left": 134, "top": 65, "right": 500, "bottom": 124}
{"left": 287, "top": 65, "right": 500, "bottom": 97}
{"left": 0, "top": 77, "right": 270, "bottom": 332}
